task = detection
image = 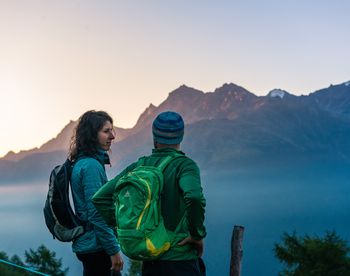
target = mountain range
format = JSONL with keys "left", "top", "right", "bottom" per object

{"left": 1, "top": 81, "right": 350, "bottom": 183}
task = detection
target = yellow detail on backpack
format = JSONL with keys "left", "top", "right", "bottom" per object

{"left": 146, "top": 238, "right": 171, "bottom": 257}
{"left": 136, "top": 177, "right": 151, "bottom": 230}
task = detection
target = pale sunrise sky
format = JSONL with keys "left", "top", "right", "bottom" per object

{"left": 0, "top": 0, "right": 349, "bottom": 157}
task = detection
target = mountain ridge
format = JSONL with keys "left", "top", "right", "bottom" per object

{"left": 1, "top": 80, "right": 350, "bottom": 183}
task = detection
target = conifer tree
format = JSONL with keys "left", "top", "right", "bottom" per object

{"left": 0, "top": 245, "right": 68, "bottom": 276}
{"left": 25, "top": 245, "right": 68, "bottom": 276}
{"left": 274, "top": 231, "right": 350, "bottom": 276}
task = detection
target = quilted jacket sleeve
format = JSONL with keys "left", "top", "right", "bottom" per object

{"left": 80, "top": 159, "right": 120, "bottom": 255}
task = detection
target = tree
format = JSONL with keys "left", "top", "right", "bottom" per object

{"left": 0, "top": 251, "right": 29, "bottom": 276}
{"left": 274, "top": 231, "right": 350, "bottom": 276}
{"left": 25, "top": 245, "right": 68, "bottom": 276}
{"left": 10, "top": 254, "right": 25, "bottom": 267}
{"left": 0, "top": 251, "right": 9, "bottom": 260}
{"left": 0, "top": 245, "right": 68, "bottom": 276}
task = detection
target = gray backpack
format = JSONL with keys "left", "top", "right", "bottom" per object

{"left": 43, "top": 159, "right": 85, "bottom": 242}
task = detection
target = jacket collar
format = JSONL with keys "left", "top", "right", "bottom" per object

{"left": 152, "top": 148, "right": 185, "bottom": 155}
{"left": 78, "top": 149, "right": 111, "bottom": 166}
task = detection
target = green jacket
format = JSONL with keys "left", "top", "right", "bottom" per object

{"left": 92, "top": 148, "right": 206, "bottom": 260}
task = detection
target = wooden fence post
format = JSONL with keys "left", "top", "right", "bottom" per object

{"left": 230, "top": 225, "right": 245, "bottom": 276}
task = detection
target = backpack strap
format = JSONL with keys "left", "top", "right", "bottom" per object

{"left": 137, "top": 153, "right": 182, "bottom": 172}
{"left": 157, "top": 154, "right": 181, "bottom": 172}
{"left": 136, "top": 156, "right": 146, "bottom": 166}
{"left": 68, "top": 156, "right": 93, "bottom": 230}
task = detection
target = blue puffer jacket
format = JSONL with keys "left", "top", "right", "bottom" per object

{"left": 70, "top": 150, "right": 120, "bottom": 256}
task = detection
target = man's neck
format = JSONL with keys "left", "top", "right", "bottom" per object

{"left": 155, "top": 143, "right": 180, "bottom": 150}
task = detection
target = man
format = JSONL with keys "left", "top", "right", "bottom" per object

{"left": 93, "top": 111, "right": 206, "bottom": 276}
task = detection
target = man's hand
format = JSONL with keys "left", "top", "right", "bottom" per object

{"left": 110, "top": 252, "right": 124, "bottom": 272}
{"left": 178, "top": 236, "right": 204, "bottom": 257}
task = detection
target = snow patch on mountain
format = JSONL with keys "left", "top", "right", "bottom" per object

{"left": 269, "top": 89, "right": 286, "bottom": 99}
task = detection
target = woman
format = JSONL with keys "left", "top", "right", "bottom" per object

{"left": 69, "top": 110, "right": 123, "bottom": 275}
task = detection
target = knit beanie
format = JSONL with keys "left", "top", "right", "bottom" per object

{"left": 152, "top": 111, "right": 184, "bottom": 145}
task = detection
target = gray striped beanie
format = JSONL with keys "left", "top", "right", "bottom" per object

{"left": 152, "top": 111, "right": 184, "bottom": 145}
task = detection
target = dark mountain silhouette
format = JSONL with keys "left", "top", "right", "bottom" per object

{"left": 2, "top": 121, "right": 76, "bottom": 161}
{"left": 2, "top": 121, "right": 132, "bottom": 162}
{"left": 129, "top": 83, "right": 259, "bottom": 130}
{"left": 3, "top": 121, "right": 77, "bottom": 162}
{"left": 110, "top": 92, "right": 350, "bottom": 175}
{"left": 306, "top": 81, "right": 350, "bottom": 119}
{"left": 1, "top": 81, "right": 350, "bottom": 183}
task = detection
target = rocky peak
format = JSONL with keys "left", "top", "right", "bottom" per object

{"left": 214, "top": 83, "right": 253, "bottom": 94}
{"left": 167, "top": 85, "right": 204, "bottom": 100}
{"left": 133, "top": 103, "right": 157, "bottom": 129}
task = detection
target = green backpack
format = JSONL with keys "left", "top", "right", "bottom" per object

{"left": 114, "top": 154, "right": 179, "bottom": 260}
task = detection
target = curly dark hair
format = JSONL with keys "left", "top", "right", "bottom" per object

{"left": 69, "top": 110, "right": 113, "bottom": 160}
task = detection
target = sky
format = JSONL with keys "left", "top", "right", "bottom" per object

{"left": 0, "top": 0, "right": 349, "bottom": 157}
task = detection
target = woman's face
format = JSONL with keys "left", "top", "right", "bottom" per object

{"left": 97, "top": 120, "right": 115, "bottom": 151}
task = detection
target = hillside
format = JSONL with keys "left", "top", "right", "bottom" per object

{"left": 1, "top": 81, "right": 350, "bottom": 183}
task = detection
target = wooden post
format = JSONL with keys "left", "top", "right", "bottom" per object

{"left": 230, "top": 225, "right": 245, "bottom": 276}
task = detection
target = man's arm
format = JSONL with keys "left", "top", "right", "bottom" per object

{"left": 178, "top": 158, "right": 207, "bottom": 240}
{"left": 92, "top": 162, "right": 137, "bottom": 227}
